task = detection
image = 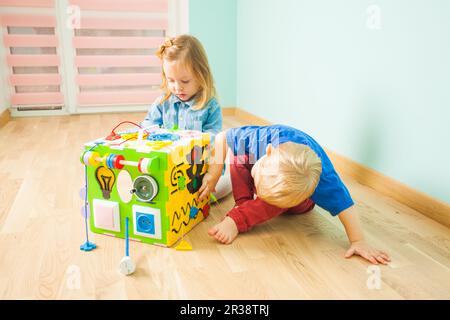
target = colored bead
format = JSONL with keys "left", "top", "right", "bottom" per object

{"left": 138, "top": 158, "right": 150, "bottom": 173}
{"left": 114, "top": 155, "right": 125, "bottom": 169}
{"left": 89, "top": 151, "right": 100, "bottom": 166}
{"left": 82, "top": 152, "right": 90, "bottom": 166}
{"left": 107, "top": 154, "right": 114, "bottom": 169}
{"left": 102, "top": 153, "right": 110, "bottom": 168}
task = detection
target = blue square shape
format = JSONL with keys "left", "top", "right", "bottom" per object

{"left": 136, "top": 212, "right": 155, "bottom": 235}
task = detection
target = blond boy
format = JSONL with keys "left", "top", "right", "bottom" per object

{"left": 199, "top": 125, "right": 390, "bottom": 265}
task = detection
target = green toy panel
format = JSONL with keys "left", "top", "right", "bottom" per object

{"left": 81, "top": 128, "right": 211, "bottom": 248}
{"left": 84, "top": 144, "right": 170, "bottom": 246}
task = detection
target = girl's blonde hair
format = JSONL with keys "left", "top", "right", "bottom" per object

{"left": 156, "top": 34, "right": 216, "bottom": 110}
{"left": 255, "top": 143, "right": 322, "bottom": 208}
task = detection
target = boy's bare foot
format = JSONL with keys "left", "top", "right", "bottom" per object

{"left": 208, "top": 216, "right": 239, "bottom": 244}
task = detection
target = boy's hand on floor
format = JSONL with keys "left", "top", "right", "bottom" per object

{"left": 345, "top": 240, "right": 391, "bottom": 265}
{"left": 199, "top": 173, "right": 217, "bottom": 202}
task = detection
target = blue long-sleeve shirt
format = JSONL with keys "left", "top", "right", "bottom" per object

{"left": 142, "top": 94, "right": 223, "bottom": 143}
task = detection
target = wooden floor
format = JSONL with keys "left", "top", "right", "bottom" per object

{"left": 0, "top": 112, "right": 449, "bottom": 300}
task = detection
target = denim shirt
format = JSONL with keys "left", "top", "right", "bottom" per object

{"left": 142, "top": 94, "right": 223, "bottom": 143}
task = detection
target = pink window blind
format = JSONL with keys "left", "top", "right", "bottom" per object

{"left": 1, "top": 0, "right": 64, "bottom": 107}
{"left": 70, "top": 0, "right": 168, "bottom": 107}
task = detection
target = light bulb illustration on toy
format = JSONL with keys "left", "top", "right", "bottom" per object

{"left": 95, "top": 166, "right": 115, "bottom": 199}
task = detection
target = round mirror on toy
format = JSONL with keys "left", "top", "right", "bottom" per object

{"left": 132, "top": 175, "right": 158, "bottom": 202}
{"left": 117, "top": 170, "right": 133, "bottom": 203}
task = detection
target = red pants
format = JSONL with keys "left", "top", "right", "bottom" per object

{"left": 227, "top": 154, "right": 315, "bottom": 232}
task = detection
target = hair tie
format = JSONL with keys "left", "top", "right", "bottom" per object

{"left": 164, "top": 38, "right": 174, "bottom": 47}
{"left": 158, "top": 38, "right": 174, "bottom": 56}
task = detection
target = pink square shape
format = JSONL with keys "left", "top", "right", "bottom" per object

{"left": 95, "top": 206, "right": 114, "bottom": 229}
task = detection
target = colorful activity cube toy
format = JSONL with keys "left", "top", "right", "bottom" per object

{"left": 80, "top": 125, "right": 211, "bottom": 247}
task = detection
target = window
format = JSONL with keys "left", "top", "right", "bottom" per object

{"left": 0, "top": 0, "right": 188, "bottom": 115}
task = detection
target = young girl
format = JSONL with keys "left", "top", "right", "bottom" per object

{"left": 142, "top": 34, "right": 222, "bottom": 137}
{"left": 142, "top": 34, "right": 230, "bottom": 199}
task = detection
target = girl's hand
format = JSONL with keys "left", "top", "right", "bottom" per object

{"left": 345, "top": 240, "right": 391, "bottom": 265}
{"left": 198, "top": 173, "right": 218, "bottom": 202}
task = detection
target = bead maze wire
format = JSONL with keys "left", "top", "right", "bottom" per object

{"left": 106, "top": 121, "right": 154, "bottom": 141}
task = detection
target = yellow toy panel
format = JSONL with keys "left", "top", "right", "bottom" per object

{"left": 165, "top": 132, "right": 211, "bottom": 246}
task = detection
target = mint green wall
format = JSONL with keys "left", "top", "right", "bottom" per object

{"left": 236, "top": 0, "right": 450, "bottom": 204}
{"left": 188, "top": 0, "right": 449, "bottom": 203}
{"left": 189, "top": 0, "right": 236, "bottom": 107}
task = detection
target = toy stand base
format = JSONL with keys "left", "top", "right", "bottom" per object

{"left": 80, "top": 241, "right": 97, "bottom": 251}
{"left": 175, "top": 239, "right": 192, "bottom": 251}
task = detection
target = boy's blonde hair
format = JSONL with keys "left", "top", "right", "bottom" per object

{"left": 156, "top": 34, "right": 216, "bottom": 110}
{"left": 255, "top": 142, "right": 322, "bottom": 208}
